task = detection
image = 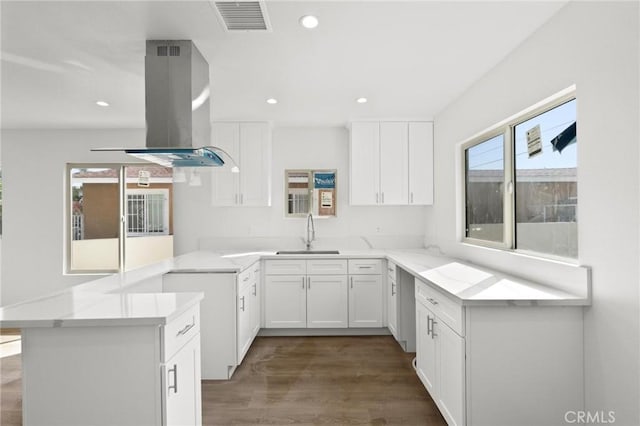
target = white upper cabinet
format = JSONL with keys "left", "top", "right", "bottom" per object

{"left": 379, "top": 122, "right": 409, "bottom": 205}
{"left": 350, "top": 121, "right": 433, "bottom": 206}
{"left": 350, "top": 122, "right": 380, "bottom": 205}
{"left": 408, "top": 122, "right": 434, "bottom": 205}
{"left": 211, "top": 122, "right": 240, "bottom": 206}
{"left": 211, "top": 122, "right": 272, "bottom": 206}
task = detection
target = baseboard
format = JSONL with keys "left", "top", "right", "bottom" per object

{"left": 258, "top": 328, "right": 392, "bottom": 337}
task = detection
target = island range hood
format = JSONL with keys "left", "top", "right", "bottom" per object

{"left": 94, "top": 40, "right": 238, "bottom": 170}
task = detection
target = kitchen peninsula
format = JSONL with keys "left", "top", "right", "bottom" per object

{"left": 0, "top": 248, "right": 590, "bottom": 426}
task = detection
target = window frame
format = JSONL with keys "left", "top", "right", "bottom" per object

{"left": 66, "top": 163, "right": 124, "bottom": 274}
{"left": 66, "top": 163, "right": 174, "bottom": 274}
{"left": 460, "top": 86, "right": 577, "bottom": 260}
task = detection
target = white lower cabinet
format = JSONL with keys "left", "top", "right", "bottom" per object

{"left": 164, "top": 333, "right": 202, "bottom": 426}
{"left": 237, "top": 264, "right": 260, "bottom": 362}
{"left": 264, "top": 272, "right": 348, "bottom": 328}
{"left": 416, "top": 299, "right": 464, "bottom": 426}
{"left": 21, "top": 300, "right": 203, "bottom": 426}
{"left": 264, "top": 274, "right": 308, "bottom": 328}
{"left": 307, "top": 275, "right": 349, "bottom": 328}
{"left": 265, "top": 259, "right": 349, "bottom": 328}
{"left": 163, "top": 261, "right": 261, "bottom": 380}
{"left": 348, "top": 259, "right": 383, "bottom": 327}
{"left": 415, "top": 278, "right": 584, "bottom": 426}
{"left": 387, "top": 261, "right": 399, "bottom": 338}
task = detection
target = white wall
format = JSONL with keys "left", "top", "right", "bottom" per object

{"left": 0, "top": 129, "right": 143, "bottom": 305}
{"left": 1, "top": 126, "right": 426, "bottom": 305}
{"left": 429, "top": 2, "right": 639, "bottom": 423}
{"left": 172, "top": 126, "right": 427, "bottom": 254}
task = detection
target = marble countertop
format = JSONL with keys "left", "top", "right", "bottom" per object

{"left": 0, "top": 247, "right": 590, "bottom": 328}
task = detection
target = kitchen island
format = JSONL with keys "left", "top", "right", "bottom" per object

{"left": 0, "top": 248, "right": 590, "bottom": 426}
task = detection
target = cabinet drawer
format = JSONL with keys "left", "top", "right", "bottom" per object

{"left": 163, "top": 304, "right": 200, "bottom": 361}
{"left": 415, "top": 279, "right": 464, "bottom": 336}
{"left": 264, "top": 259, "right": 307, "bottom": 275}
{"left": 307, "top": 259, "right": 347, "bottom": 275}
{"left": 387, "top": 261, "right": 397, "bottom": 281}
{"left": 348, "top": 259, "right": 383, "bottom": 275}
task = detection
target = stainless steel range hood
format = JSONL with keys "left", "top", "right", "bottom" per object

{"left": 94, "top": 40, "right": 237, "bottom": 169}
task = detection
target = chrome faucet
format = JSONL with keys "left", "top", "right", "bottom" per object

{"left": 306, "top": 212, "right": 315, "bottom": 250}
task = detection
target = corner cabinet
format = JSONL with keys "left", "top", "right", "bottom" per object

{"left": 349, "top": 121, "right": 433, "bottom": 206}
{"left": 414, "top": 278, "right": 584, "bottom": 426}
{"left": 163, "top": 262, "right": 261, "bottom": 380}
{"left": 211, "top": 121, "right": 272, "bottom": 206}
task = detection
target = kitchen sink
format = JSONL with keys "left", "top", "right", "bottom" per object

{"left": 276, "top": 250, "right": 340, "bottom": 255}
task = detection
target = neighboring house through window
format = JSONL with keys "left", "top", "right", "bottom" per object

{"left": 462, "top": 87, "right": 577, "bottom": 260}
{"left": 67, "top": 164, "right": 174, "bottom": 273}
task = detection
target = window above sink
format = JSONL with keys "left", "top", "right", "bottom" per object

{"left": 285, "top": 169, "right": 337, "bottom": 218}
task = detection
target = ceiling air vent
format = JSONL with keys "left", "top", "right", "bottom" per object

{"left": 213, "top": 1, "right": 272, "bottom": 32}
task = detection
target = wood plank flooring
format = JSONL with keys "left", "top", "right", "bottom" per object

{"left": 202, "top": 336, "right": 446, "bottom": 425}
{"left": 0, "top": 335, "right": 446, "bottom": 425}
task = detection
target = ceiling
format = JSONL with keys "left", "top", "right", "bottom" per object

{"left": 1, "top": 1, "right": 568, "bottom": 129}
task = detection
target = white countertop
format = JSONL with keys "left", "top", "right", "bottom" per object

{"left": 0, "top": 247, "right": 590, "bottom": 328}
{"left": 0, "top": 291, "right": 204, "bottom": 328}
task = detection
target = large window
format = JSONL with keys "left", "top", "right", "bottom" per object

{"left": 67, "top": 164, "right": 174, "bottom": 273}
{"left": 462, "top": 90, "right": 577, "bottom": 259}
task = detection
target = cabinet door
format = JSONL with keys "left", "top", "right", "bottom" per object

{"left": 416, "top": 303, "right": 437, "bottom": 396}
{"left": 387, "top": 277, "right": 398, "bottom": 339}
{"left": 164, "top": 334, "right": 202, "bottom": 426}
{"left": 379, "top": 122, "right": 409, "bottom": 205}
{"left": 211, "top": 122, "right": 240, "bottom": 206}
{"left": 350, "top": 122, "right": 380, "bottom": 205}
{"left": 251, "top": 264, "right": 261, "bottom": 336}
{"left": 348, "top": 275, "right": 383, "bottom": 327}
{"left": 239, "top": 122, "right": 271, "bottom": 206}
{"left": 408, "top": 122, "right": 434, "bottom": 205}
{"left": 307, "top": 275, "right": 348, "bottom": 328}
{"left": 237, "top": 282, "right": 253, "bottom": 364}
{"left": 437, "top": 320, "right": 465, "bottom": 426}
{"left": 265, "top": 275, "right": 307, "bottom": 328}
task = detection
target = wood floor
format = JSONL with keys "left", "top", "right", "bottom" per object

{"left": 0, "top": 335, "right": 446, "bottom": 425}
{"left": 202, "top": 336, "right": 446, "bottom": 425}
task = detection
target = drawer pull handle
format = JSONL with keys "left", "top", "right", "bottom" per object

{"left": 168, "top": 364, "right": 178, "bottom": 394}
{"left": 359, "top": 266, "right": 373, "bottom": 269}
{"left": 176, "top": 321, "right": 195, "bottom": 337}
{"left": 427, "top": 297, "right": 439, "bottom": 305}
{"left": 243, "top": 276, "right": 250, "bottom": 282}
{"left": 388, "top": 267, "right": 394, "bottom": 272}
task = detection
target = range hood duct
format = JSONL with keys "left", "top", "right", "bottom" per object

{"left": 94, "top": 40, "right": 237, "bottom": 169}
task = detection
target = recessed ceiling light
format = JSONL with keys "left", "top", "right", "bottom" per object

{"left": 96, "top": 101, "right": 110, "bottom": 107}
{"left": 356, "top": 97, "right": 368, "bottom": 104}
{"left": 299, "top": 15, "right": 319, "bottom": 29}
{"left": 266, "top": 98, "right": 278, "bottom": 105}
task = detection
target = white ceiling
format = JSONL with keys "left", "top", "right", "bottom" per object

{"left": 1, "top": 1, "right": 568, "bottom": 129}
